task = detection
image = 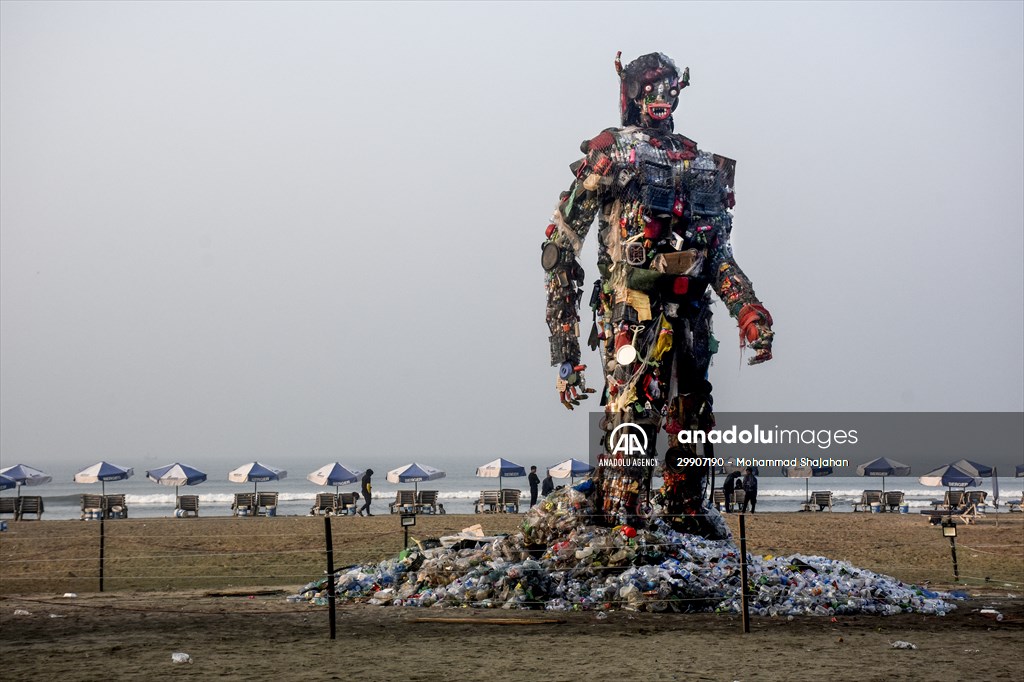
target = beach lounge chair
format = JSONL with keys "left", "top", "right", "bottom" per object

{"left": 256, "top": 492, "right": 279, "bottom": 516}
{"left": 810, "top": 491, "right": 833, "bottom": 512}
{"left": 176, "top": 494, "right": 200, "bottom": 518}
{"left": 337, "top": 492, "right": 360, "bottom": 515}
{"left": 712, "top": 489, "right": 727, "bottom": 511}
{"left": 0, "top": 498, "right": 16, "bottom": 518}
{"left": 853, "top": 490, "right": 883, "bottom": 512}
{"left": 311, "top": 492, "right": 336, "bottom": 516}
{"left": 733, "top": 489, "right": 746, "bottom": 509}
{"left": 104, "top": 494, "right": 128, "bottom": 519}
{"left": 474, "top": 490, "right": 501, "bottom": 514}
{"left": 389, "top": 490, "right": 417, "bottom": 514}
{"left": 966, "top": 490, "right": 988, "bottom": 512}
{"left": 1006, "top": 494, "right": 1023, "bottom": 513}
{"left": 931, "top": 490, "right": 966, "bottom": 511}
{"left": 416, "top": 490, "right": 442, "bottom": 515}
{"left": 232, "top": 492, "right": 256, "bottom": 516}
{"left": 883, "top": 491, "right": 905, "bottom": 512}
{"left": 15, "top": 496, "right": 44, "bottom": 520}
{"left": 81, "top": 494, "right": 105, "bottom": 520}
{"left": 501, "top": 489, "right": 521, "bottom": 513}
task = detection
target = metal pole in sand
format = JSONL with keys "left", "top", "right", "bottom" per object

{"left": 99, "top": 515, "right": 105, "bottom": 593}
{"left": 324, "top": 516, "right": 336, "bottom": 639}
{"left": 738, "top": 513, "right": 750, "bottom": 633}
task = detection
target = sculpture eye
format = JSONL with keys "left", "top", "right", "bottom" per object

{"left": 670, "top": 89, "right": 678, "bottom": 97}
{"left": 644, "top": 84, "right": 652, "bottom": 93}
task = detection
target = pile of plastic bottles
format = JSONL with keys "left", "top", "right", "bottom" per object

{"left": 295, "top": 486, "right": 957, "bottom": 616}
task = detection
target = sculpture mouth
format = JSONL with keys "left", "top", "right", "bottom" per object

{"left": 646, "top": 103, "right": 672, "bottom": 121}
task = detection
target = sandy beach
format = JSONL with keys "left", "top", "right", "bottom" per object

{"left": 1, "top": 513, "right": 1022, "bottom": 681}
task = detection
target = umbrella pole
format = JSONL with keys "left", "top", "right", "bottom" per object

{"left": 882, "top": 477, "right": 885, "bottom": 493}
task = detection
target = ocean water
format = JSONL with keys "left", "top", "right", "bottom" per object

{"left": 2, "top": 472, "right": 1018, "bottom": 521}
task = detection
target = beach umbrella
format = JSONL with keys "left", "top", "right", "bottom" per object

{"left": 948, "top": 458, "right": 993, "bottom": 478}
{"left": 782, "top": 466, "right": 833, "bottom": 503}
{"left": 0, "top": 463, "right": 53, "bottom": 497}
{"left": 0, "top": 475, "right": 16, "bottom": 491}
{"left": 918, "top": 463, "right": 982, "bottom": 489}
{"left": 855, "top": 457, "right": 911, "bottom": 492}
{"left": 307, "top": 462, "right": 362, "bottom": 494}
{"left": 228, "top": 461, "right": 287, "bottom": 494}
{"left": 476, "top": 457, "right": 526, "bottom": 492}
{"left": 146, "top": 462, "right": 208, "bottom": 497}
{"left": 547, "top": 457, "right": 595, "bottom": 483}
{"left": 74, "top": 461, "right": 134, "bottom": 496}
{"left": 386, "top": 462, "right": 445, "bottom": 495}
{"left": 1016, "top": 464, "right": 1024, "bottom": 478}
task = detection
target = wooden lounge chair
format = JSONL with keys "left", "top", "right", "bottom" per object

{"left": 853, "top": 490, "right": 883, "bottom": 512}
{"left": 337, "top": 492, "right": 359, "bottom": 515}
{"left": 882, "top": 491, "right": 905, "bottom": 512}
{"left": 232, "top": 492, "right": 256, "bottom": 516}
{"left": 501, "top": 489, "right": 521, "bottom": 513}
{"left": 81, "top": 494, "right": 105, "bottom": 520}
{"left": 103, "top": 494, "right": 128, "bottom": 519}
{"left": 176, "top": 494, "right": 200, "bottom": 518}
{"left": 311, "top": 492, "right": 336, "bottom": 516}
{"left": 931, "top": 490, "right": 966, "bottom": 511}
{"left": 16, "top": 496, "right": 44, "bottom": 520}
{"left": 256, "top": 492, "right": 279, "bottom": 516}
{"left": 810, "top": 491, "right": 833, "bottom": 512}
{"left": 1006, "top": 494, "right": 1023, "bottom": 513}
{"left": 389, "top": 490, "right": 417, "bottom": 514}
{"left": 0, "top": 497, "right": 16, "bottom": 518}
{"left": 966, "top": 490, "right": 988, "bottom": 512}
{"left": 712, "top": 489, "right": 726, "bottom": 510}
{"left": 416, "top": 490, "right": 442, "bottom": 515}
{"left": 474, "top": 490, "right": 501, "bottom": 514}
{"left": 733, "top": 489, "right": 746, "bottom": 509}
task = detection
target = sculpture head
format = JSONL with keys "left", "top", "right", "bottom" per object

{"left": 615, "top": 52, "right": 689, "bottom": 130}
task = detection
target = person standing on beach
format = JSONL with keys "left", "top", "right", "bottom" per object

{"left": 740, "top": 467, "right": 758, "bottom": 513}
{"left": 722, "top": 470, "right": 741, "bottom": 513}
{"left": 542, "top": 471, "right": 555, "bottom": 497}
{"left": 528, "top": 466, "right": 541, "bottom": 506}
{"left": 359, "top": 469, "right": 374, "bottom": 516}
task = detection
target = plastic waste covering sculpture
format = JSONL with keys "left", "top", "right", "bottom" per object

{"left": 542, "top": 52, "right": 774, "bottom": 535}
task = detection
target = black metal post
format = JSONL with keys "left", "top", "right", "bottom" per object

{"left": 738, "top": 513, "right": 750, "bottom": 633}
{"left": 404, "top": 525, "right": 409, "bottom": 550}
{"left": 324, "top": 516, "right": 336, "bottom": 639}
{"left": 99, "top": 515, "right": 105, "bottom": 593}
{"left": 949, "top": 536, "right": 959, "bottom": 582}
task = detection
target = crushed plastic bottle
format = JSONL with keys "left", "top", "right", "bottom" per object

{"left": 171, "top": 652, "right": 193, "bottom": 664}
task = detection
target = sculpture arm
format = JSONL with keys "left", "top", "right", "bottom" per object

{"left": 707, "top": 221, "right": 774, "bottom": 365}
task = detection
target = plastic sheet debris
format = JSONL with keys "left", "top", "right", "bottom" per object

{"left": 890, "top": 641, "right": 917, "bottom": 650}
{"left": 298, "top": 486, "right": 960, "bottom": 617}
{"left": 49, "top": 614, "right": 65, "bottom": 619}
{"left": 13, "top": 609, "right": 30, "bottom": 616}
{"left": 171, "top": 652, "right": 193, "bottom": 664}
{"left": 62, "top": 592, "right": 77, "bottom": 598}
{"left": 979, "top": 608, "right": 1004, "bottom": 621}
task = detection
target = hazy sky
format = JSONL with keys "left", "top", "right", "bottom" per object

{"left": 2, "top": 1, "right": 1022, "bottom": 475}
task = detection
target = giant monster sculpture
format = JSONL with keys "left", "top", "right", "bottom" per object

{"left": 542, "top": 52, "right": 775, "bottom": 538}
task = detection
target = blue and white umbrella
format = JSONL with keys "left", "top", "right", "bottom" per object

{"left": 0, "top": 475, "right": 16, "bottom": 491}
{"left": 476, "top": 458, "right": 526, "bottom": 492}
{"left": 1016, "top": 464, "right": 1024, "bottom": 478}
{"left": 386, "top": 462, "right": 445, "bottom": 494}
{"left": 75, "top": 461, "right": 134, "bottom": 495}
{"left": 919, "top": 463, "right": 982, "bottom": 489}
{"left": 856, "top": 457, "right": 911, "bottom": 492}
{"left": 146, "top": 462, "right": 208, "bottom": 497}
{"left": 948, "top": 458, "right": 993, "bottom": 478}
{"left": 307, "top": 462, "right": 362, "bottom": 494}
{"left": 547, "top": 457, "right": 595, "bottom": 482}
{"left": 228, "top": 461, "right": 287, "bottom": 494}
{"left": 0, "top": 463, "right": 53, "bottom": 496}
{"left": 783, "top": 465, "right": 833, "bottom": 502}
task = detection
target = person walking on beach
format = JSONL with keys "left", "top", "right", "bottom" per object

{"left": 722, "top": 470, "right": 742, "bottom": 513}
{"left": 740, "top": 467, "right": 758, "bottom": 513}
{"left": 542, "top": 471, "right": 554, "bottom": 497}
{"left": 528, "top": 466, "right": 541, "bottom": 506}
{"left": 359, "top": 469, "right": 374, "bottom": 516}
